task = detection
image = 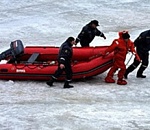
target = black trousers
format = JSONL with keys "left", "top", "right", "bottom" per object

{"left": 53, "top": 62, "right": 72, "bottom": 80}
{"left": 126, "top": 49, "right": 149, "bottom": 75}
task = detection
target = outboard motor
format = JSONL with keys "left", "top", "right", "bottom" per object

{"left": 0, "top": 40, "right": 24, "bottom": 61}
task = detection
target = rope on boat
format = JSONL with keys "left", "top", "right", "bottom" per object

{"left": 126, "top": 53, "right": 134, "bottom": 66}
{"left": 14, "top": 61, "right": 57, "bottom": 69}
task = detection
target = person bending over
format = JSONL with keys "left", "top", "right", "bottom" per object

{"left": 124, "top": 30, "right": 150, "bottom": 79}
{"left": 75, "top": 20, "right": 106, "bottom": 47}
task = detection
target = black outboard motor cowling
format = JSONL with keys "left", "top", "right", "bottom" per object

{"left": 0, "top": 40, "right": 24, "bottom": 61}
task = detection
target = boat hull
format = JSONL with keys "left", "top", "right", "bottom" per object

{"left": 0, "top": 46, "right": 113, "bottom": 81}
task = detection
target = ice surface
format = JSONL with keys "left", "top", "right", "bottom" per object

{"left": 0, "top": 0, "right": 150, "bottom": 130}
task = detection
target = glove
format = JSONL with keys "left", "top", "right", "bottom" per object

{"left": 103, "top": 35, "right": 106, "bottom": 39}
{"left": 101, "top": 51, "right": 110, "bottom": 58}
{"left": 135, "top": 54, "right": 141, "bottom": 62}
{"left": 75, "top": 38, "right": 80, "bottom": 44}
{"left": 101, "top": 33, "right": 106, "bottom": 39}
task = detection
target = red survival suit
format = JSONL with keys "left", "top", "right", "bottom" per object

{"left": 104, "top": 31, "right": 140, "bottom": 85}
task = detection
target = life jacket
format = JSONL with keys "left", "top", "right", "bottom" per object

{"left": 105, "top": 31, "right": 135, "bottom": 61}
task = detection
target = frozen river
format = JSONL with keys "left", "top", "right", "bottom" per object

{"left": 0, "top": 0, "right": 150, "bottom": 129}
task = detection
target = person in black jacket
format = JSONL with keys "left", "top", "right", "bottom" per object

{"left": 75, "top": 20, "right": 106, "bottom": 47}
{"left": 124, "top": 30, "right": 150, "bottom": 78}
{"left": 46, "top": 37, "right": 76, "bottom": 88}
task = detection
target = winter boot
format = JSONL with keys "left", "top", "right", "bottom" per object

{"left": 124, "top": 64, "right": 136, "bottom": 79}
{"left": 136, "top": 65, "right": 147, "bottom": 78}
{"left": 105, "top": 76, "right": 115, "bottom": 83}
{"left": 46, "top": 76, "right": 55, "bottom": 87}
{"left": 136, "top": 75, "right": 146, "bottom": 78}
{"left": 64, "top": 81, "right": 74, "bottom": 88}
{"left": 117, "top": 79, "right": 127, "bottom": 85}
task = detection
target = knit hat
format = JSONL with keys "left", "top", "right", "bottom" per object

{"left": 90, "top": 20, "right": 99, "bottom": 26}
{"left": 122, "top": 31, "right": 130, "bottom": 39}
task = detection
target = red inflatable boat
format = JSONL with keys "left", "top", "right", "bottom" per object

{"left": 0, "top": 41, "right": 113, "bottom": 81}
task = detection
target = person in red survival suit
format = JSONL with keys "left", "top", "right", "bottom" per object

{"left": 102, "top": 31, "right": 141, "bottom": 85}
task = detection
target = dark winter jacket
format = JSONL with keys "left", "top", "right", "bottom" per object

{"left": 77, "top": 23, "right": 104, "bottom": 47}
{"left": 134, "top": 30, "right": 150, "bottom": 53}
{"left": 58, "top": 40, "right": 73, "bottom": 65}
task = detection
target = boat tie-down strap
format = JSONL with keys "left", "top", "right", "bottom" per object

{"left": 27, "top": 53, "right": 39, "bottom": 63}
